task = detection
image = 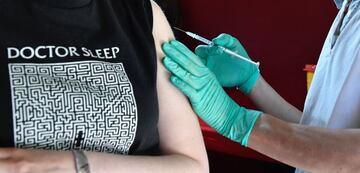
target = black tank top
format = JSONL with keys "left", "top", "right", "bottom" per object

{"left": 0, "top": 0, "right": 160, "bottom": 155}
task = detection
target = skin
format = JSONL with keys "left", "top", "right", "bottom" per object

{"left": 0, "top": 1, "right": 209, "bottom": 173}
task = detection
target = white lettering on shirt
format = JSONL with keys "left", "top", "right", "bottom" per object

{"left": 6, "top": 46, "right": 121, "bottom": 60}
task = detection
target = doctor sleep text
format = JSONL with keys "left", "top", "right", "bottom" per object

{"left": 7, "top": 46, "right": 120, "bottom": 59}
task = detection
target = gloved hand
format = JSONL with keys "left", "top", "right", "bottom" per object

{"left": 195, "top": 34, "right": 260, "bottom": 93}
{"left": 162, "top": 40, "right": 262, "bottom": 146}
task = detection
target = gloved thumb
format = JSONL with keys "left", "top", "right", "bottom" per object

{"left": 195, "top": 45, "right": 211, "bottom": 65}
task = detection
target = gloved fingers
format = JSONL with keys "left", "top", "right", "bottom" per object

{"left": 162, "top": 42, "right": 206, "bottom": 77}
{"left": 213, "top": 33, "right": 240, "bottom": 50}
{"left": 169, "top": 40, "right": 205, "bottom": 67}
{"left": 163, "top": 57, "right": 205, "bottom": 90}
{"left": 195, "top": 45, "right": 210, "bottom": 58}
{"left": 196, "top": 44, "right": 224, "bottom": 57}
{"left": 195, "top": 44, "right": 227, "bottom": 62}
{"left": 199, "top": 77, "right": 221, "bottom": 102}
{"left": 170, "top": 76, "right": 198, "bottom": 99}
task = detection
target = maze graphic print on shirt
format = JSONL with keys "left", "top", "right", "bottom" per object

{"left": 8, "top": 61, "right": 138, "bottom": 154}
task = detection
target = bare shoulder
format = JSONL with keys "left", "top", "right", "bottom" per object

{"left": 150, "top": 0, "right": 175, "bottom": 58}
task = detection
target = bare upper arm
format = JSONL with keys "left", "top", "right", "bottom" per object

{"left": 150, "top": 0, "right": 208, "bottom": 171}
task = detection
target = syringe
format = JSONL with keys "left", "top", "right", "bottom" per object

{"left": 173, "top": 27, "right": 260, "bottom": 66}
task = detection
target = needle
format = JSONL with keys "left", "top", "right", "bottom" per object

{"left": 173, "top": 27, "right": 260, "bottom": 66}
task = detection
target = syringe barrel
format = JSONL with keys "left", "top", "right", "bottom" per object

{"left": 186, "top": 32, "right": 213, "bottom": 45}
{"left": 185, "top": 30, "right": 260, "bottom": 66}
{"left": 220, "top": 46, "right": 260, "bottom": 66}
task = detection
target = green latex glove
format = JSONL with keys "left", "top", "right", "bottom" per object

{"left": 162, "top": 40, "right": 262, "bottom": 146}
{"left": 195, "top": 33, "right": 260, "bottom": 93}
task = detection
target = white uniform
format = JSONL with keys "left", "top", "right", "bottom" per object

{"left": 296, "top": 0, "right": 360, "bottom": 172}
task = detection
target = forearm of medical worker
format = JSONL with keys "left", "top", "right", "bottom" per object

{"left": 0, "top": 148, "right": 207, "bottom": 173}
{"left": 249, "top": 76, "right": 302, "bottom": 123}
{"left": 249, "top": 114, "right": 360, "bottom": 172}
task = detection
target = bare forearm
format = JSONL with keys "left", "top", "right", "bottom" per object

{"left": 0, "top": 149, "right": 205, "bottom": 173}
{"left": 249, "top": 76, "right": 302, "bottom": 123}
{"left": 248, "top": 114, "right": 360, "bottom": 172}
{"left": 86, "top": 152, "right": 205, "bottom": 173}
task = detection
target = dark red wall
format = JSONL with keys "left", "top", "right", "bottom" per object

{"left": 177, "top": 0, "right": 338, "bottom": 110}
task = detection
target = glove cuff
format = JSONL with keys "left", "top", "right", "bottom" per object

{"left": 240, "top": 109, "right": 262, "bottom": 147}
{"left": 224, "top": 107, "right": 262, "bottom": 147}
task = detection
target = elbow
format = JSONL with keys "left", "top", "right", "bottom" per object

{"left": 197, "top": 156, "right": 210, "bottom": 173}
{"left": 178, "top": 154, "right": 209, "bottom": 173}
{"left": 192, "top": 158, "right": 209, "bottom": 173}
